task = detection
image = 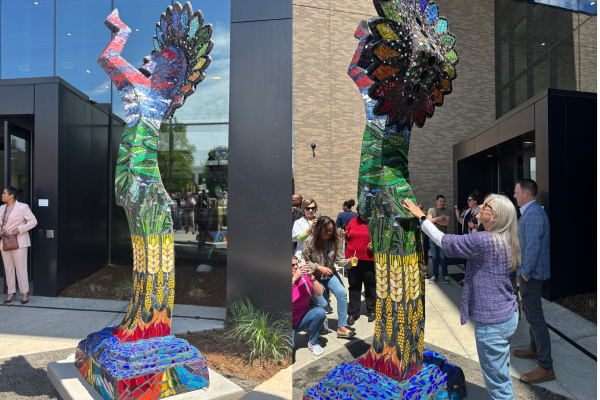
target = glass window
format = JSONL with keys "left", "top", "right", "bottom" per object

{"left": 528, "top": 52, "right": 550, "bottom": 98}
{"left": 496, "top": 85, "right": 510, "bottom": 118}
{"left": 548, "top": 0, "right": 579, "bottom": 46}
{"left": 495, "top": 0, "right": 509, "bottom": 17}
{"left": 527, "top": 1, "right": 549, "bottom": 66}
{"left": 56, "top": 0, "right": 111, "bottom": 103}
{"left": 173, "top": 1, "right": 230, "bottom": 124}
{"left": 1, "top": 1, "right": 54, "bottom": 79}
{"left": 510, "top": 0, "right": 528, "bottom": 79}
{"left": 510, "top": 70, "right": 528, "bottom": 109}
{"left": 530, "top": 157, "right": 536, "bottom": 181}
{"left": 578, "top": 16, "right": 597, "bottom": 92}
{"left": 550, "top": 30, "right": 579, "bottom": 90}
{"left": 496, "top": 5, "right": 510, "bottom": 89}
{"left": 167, "top": 124, "right": 228, "bottom": 267}
{"left": 579, "top": 0, "right": 597, "bottom": 23}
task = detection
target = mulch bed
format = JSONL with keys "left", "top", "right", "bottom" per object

{"left": 555, "top": 292, "right": 596, "bottom": 324}
{"left": 59, "top": 264, "right": 227, "bottom": 307}
{"left": 177, "top": 329, "right": 291, "bottom": 382}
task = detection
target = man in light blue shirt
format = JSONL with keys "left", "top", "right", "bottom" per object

{"left": 512, "top": 179, "right": 554, "bottom": 384}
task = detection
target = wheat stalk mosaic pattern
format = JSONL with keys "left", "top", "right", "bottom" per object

{"left": 75, "top": 3, "right": 214, "bottom": 399}
{"left": 304, "top": 1, "right": 466, "bottom": 398}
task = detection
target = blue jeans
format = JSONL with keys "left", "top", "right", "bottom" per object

{"left": 293, "top": 307, "right": 326, "bottom": 347}
{"left": 430, "top": 238, "right": 447, "bottom": 277}
{"left": 316, "top": 273, "right": 348, "bottom": 328}
{"left": 474, "top": 310, "right": 519, "bottom": 400}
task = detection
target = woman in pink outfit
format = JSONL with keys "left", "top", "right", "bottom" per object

{"left": 1, "top": 186, "right": 37, "bottom": 304}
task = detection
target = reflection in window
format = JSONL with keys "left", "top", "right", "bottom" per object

{"left": 549, "top": 0, "right": 579, "bottom": 46}
{"left": 56, "top": 0, "right": 111, "bottom": 103}
{"left": 550, "top": 30, "right": 578, "bottom": 91}
{"left": 167, "top": 124, "right": 229, "bottom": 267}
{"left": 172, "top": 1, "right": 230, "bottom": 123}
{"left": 579, "top": 16, "right": 597, "bottom": 92}
{"left": 496, "top": 5, "right": 510, "bottom": 89}
{"left": 530, "top": 157, "right": 536, "bottom": 181}
{"left": 1, "top": 1, "right": 54, "bottom": 79}
{"left": 510, "top": 0, "right": 528, "bottom": 79}
{"left": 527, "top": 1, "right": 549, "bottom": 66}
{"left": 528, "top": 53, "right": 549, "bottom": 98}
{"left": 579, "top": 0, "right": 597, "bottom": 22}
{"left": 511, "top": 71, "right": 527, "bottom": 109}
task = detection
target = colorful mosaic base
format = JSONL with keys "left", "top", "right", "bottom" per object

{"left": 85, "top": 3, "right": 214, "bottom": 399}
{"left": 76, "top": 327, "right": 209, "bottom": 400}
{"left": 302, "top": 1, "right": 463, "bottom": 398}
{"left": 302, "top": 349, "right": 466, "bottom": 400}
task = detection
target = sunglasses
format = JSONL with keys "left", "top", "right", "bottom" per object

{"left": 305, "top": 207, "right": 316, "bottom": 211}
{"left": 323, "top": 228, "right": 334, "bottom": 234}
{"left": 292, "top": 263, "right": 298, "bottom": 267}
{"left": 484, "top": 203, "right": 493, "bottom": 211}
{"left": 467, "top": 198, "right": 474, "bottom": 202}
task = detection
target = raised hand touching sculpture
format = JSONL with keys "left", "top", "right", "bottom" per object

{"left": 75, "top": 3, "right": 214, "bottom": 399}
{"left": 304, "top": 1, "right": 466, "bottom": 399}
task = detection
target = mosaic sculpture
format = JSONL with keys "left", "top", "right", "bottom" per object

{"left": 304, "top": 1, "right": 466, "bottom": 398}
{"left": 75, "top": 3, "right": 213, "bottom": 399}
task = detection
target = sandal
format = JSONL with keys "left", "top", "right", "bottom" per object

{"left": 458, "top": 279, "right": 464, "bottom": 286}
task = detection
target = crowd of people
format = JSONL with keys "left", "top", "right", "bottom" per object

{"left": 291, "top": 179, "right": 553, "bottom": 400}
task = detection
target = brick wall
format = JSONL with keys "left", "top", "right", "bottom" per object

{"left": 293, "top": 0, "right": 496, "bottom": 233}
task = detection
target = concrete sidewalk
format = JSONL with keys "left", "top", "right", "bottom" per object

{"left": 293, "top": 262, "right": 596, "bottom": 399}
{"left": 0, "top": 295, "right": 225, "bottom": 359}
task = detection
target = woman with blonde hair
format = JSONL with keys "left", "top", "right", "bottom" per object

{"left": 403, "top": 194, "right": 520, "bottom": 400}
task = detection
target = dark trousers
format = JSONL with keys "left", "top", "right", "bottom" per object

{"left": 347, "top": 260, "right": 376, "bottom": 317}
{"left": 519, "top": 276, "right": 553, "bottom": 370}
{"left": 430, "top": 238, "right": 448, "bottom": 277}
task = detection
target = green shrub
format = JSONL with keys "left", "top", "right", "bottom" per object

{"left": 225, "top": 298, "right": 292, "bottom": 364}
{"left": 113, "top": 278, "right": 132, "bottom": 300}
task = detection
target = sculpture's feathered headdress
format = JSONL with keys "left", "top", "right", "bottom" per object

{"left": 361, "top": 0, "right": 459, "bottom": 130}
{"left": 152, "top": 2, "right": 214, "bottom": 118}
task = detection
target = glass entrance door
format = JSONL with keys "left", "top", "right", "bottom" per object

{"left": 3, "top": 121, "right": 32, "bottom": 286}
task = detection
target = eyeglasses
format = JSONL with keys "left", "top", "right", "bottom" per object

{"left": 484, "top": 203, "right": 493, "bottom": 211}
{"left": 305, "top": 207, "right": 316, "bottom": 211}
{"left": 323, "top": 228, "right": 334, "bottom": 234}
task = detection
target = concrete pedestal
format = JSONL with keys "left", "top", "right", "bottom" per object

{"left": 48, "top": 356, "right": 244, "bottom": 400}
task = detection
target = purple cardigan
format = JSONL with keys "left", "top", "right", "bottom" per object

{"left": 441, "top": 232, "right": 517, "bottom": 325}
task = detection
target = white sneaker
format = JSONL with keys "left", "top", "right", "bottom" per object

{"left": 308, "top": 342, "right": 324, "bottom": 356}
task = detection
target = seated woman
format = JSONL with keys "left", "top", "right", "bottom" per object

{"left": 292, "top": 257, "right": 326, "bottom": 356}
{"left": 403, "top": 195, "right": 520, "bottom": 400}
{"left": 302, "top": 216, "right": 355, "bottom": 339}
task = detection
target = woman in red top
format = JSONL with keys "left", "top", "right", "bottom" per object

{"left": 343, "top": 213, "right": 375, "bottom": 325}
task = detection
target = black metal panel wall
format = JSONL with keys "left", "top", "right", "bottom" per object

{"left": 0, "top": 85, "right": 34, "bottom": 114}
{"left": 228, "top": 2, "right": 292, "bottom": 313}
{"left": 33, "top": 84, "right": 60, "bottom": 296}
{"left": 542, "top": 94, "right": 597, "bottom": 300}
{"left": 56, "top": 85, "right": 111, "bottom": 293}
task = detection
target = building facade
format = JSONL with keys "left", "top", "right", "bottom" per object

{"left": 495, "top": 0, "right": 597, "bottom": 118}
{"left": 293, "top": 0, "right": 496, "bottom": 231}
{"left": 0, "top": 1, "right": 232, "bottom": 293}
